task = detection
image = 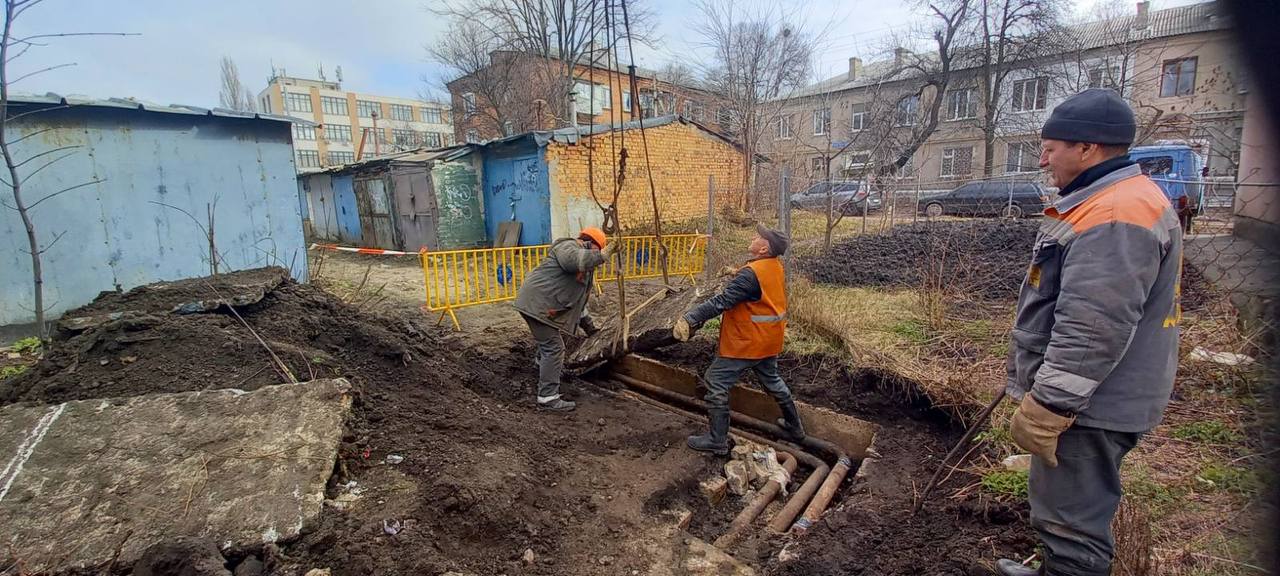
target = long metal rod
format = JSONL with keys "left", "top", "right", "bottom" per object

{"left": 911, "top": 389, "right": 1007, "bottom": 515}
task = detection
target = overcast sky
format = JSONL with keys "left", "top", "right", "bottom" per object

{"left": 9, "top": 0, "right": 1209, "bottom": 109}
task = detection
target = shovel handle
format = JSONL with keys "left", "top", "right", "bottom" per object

{"left": 912, "top": 388, "right": 1008, "bottom": 514}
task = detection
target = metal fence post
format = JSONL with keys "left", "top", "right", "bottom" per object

{"left": 706, "top": 174, "right": 715, "bottom": 282}
{"left": 780, "top": 167, "right": 792, "bottom": 281}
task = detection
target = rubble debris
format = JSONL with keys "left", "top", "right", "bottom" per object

{"left": 384, "top": 454, "right": 405, "bottom": 464}
{"left": 233, "top": 556, "right": 266, "bottom": 576}
{"left": 1189, "top": 346, "right": 1255, "bottom": 366}
{"left": 0, "top": 380, "right": 351, "bottom": 573}
{"left": 522, "top": 548, "right": 536, "bottom": 565}
{"left": 724, "top": 461, "right": 751, "bottom": 495}
{"left": 1002, "top": 454, "right": 1032, "bottom": 472}
{"left": 699, "top": 476, "right": 729, "bottom": 505}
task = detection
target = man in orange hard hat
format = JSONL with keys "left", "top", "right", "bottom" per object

{"left": 515, "top": 227, "right": 616, "bottom": 411}
{"left": 672, "top": 224, "right": 803, "bottom": 454}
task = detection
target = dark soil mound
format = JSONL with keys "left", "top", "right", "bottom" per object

{"left": 0, "top": 268, "right": 710, "bottom": 576}
{"left": 797, "top": 220, "right": 1039, "bottom": 301}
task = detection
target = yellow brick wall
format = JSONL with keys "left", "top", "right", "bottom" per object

{"left": 544, "top": 120, "right": 744, "bottom": 236}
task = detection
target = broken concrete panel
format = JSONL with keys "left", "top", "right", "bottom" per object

{"left": 568, "top": 279, "right": 727, "bottom": 372}
{"left": 0, "top": 379, "right": 352, "bottom": 573}
{"left": 680, "top": 536, "right": 756, "bottom": 575}
{"left": 699, "top": 476, "right": 728, "bottom": 505}
{"left": 725, "top": 461, "right": 750, "bottom": 495}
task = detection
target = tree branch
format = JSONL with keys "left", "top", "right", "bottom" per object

{"left": 5, "top": 126, "right": 55, "bottom": 145}
{"left": 9, "top": 31, "right": 138, "bottom": 44}
{"left": 19, "top": 149, "right": 77, "bottom": 184}
{"left": 26, "top": 178, "right": 101, "bottom": 210}
{"left": 4, "top": 104, "right": 70, "bottom": 124}
{"left": 6, "top": 62, "right": 74, "bottom": 85}
{"left": 35, "top": 229, "right": 65, "bottom": 254}
{"left": 13, "top": 144, "right": 80, "bottom": 168}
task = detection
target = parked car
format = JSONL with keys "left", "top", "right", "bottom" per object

{"left": 791, "top": 180, "right": 882, "bottom": 215}
{"left": 1129, "top": 144, "right": 1203, "bottom": 233}
{"left": 919, "top": 181, "right": 1051, "bottom": 218}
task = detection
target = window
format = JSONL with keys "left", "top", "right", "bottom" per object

{"left": 1088, "top": 67, "right": 1119, "bottom": 90}
{"left": 297, "top": 150, "right": 320, "bottom": 168}
{"left": 324, "top": 123, "right": 351, "bottom": 143}
{"left": 895, "top": 95, "right": 919, "bottom": 126}
{"left": 421, "top": 107, "right": 443, "bottom": 123}
{"left": 423, "top": 132, "right": 443, "bottom": 148}
{"left": 261, "top": 95, "right": 272, "bottom": 113}
{"left": 461, "top": 93, "right": 477, "bottom": 115}
{"left": 392, "top": 129, "right": 418, "bottom": 148}
{"left": 812, "top": 108, "right": 831, "bottom": 135}
{"left": 1137, "top": 156, "right": 1174, "bottom": 176}
{"left": 850, "top": 110, "right": 866, "bottom": 133}
{"left": 623, "top": 91, "right": 632, "bottom": 114}
{"left": 811, "top": 157, "right": 827, "bottom": 176}
{"left": 777, "top": 115, "right": 793, "bottom": 140}
{"left": 293, "top": 125, "right": 316, "bottom": 141}
{"left": 1011, "top": 77, "right": 1049, "bottom": 112}
{"left": 321, "top": 96, "right": 348, "bottom": 115}
{"left": 573, "top": 82, "right": 592, "bottom": 114}
{"left": 639, "top": 93, "right": 655, "bottom": 118}
{"left": 389, "top": 104, "right": 413, "bottom": 121}
{"left": 845, "top": 151, "right": 871, "bottom": 171}
{"left": 357, "top": 99, "right": 381, "bottom": 118}
{"left": 1160, "top": 57, "right": 1197, "bottom": 97}
{"left": 1006, "top": 141, "right": 1039, "bottom": 173}
{"left": 946, "top": 88, "right": 977, "bottom": 120}
{"left": 285, "top": 92, "right": 312, "bottom": 113}
{"left": 327, "top": 151, "right": 355, "bottom": 165}
{"left": 940, "top": 146, "right": 974, "bottom": 178}
{"left": 683, "top": 100, "right": 704, "bottom": 122}
{"left": 465, "top": 129, "right": 480, "bottom": 143}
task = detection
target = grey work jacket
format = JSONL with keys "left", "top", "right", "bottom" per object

{"left": 1006, "top": 164, "right": 1183, "bottom": 433}
{"left": 514, "top": 238, "right": 607, "bottom": 334}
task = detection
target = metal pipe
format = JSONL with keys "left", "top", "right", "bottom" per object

{"left": 714, "top": 452, "right": 796, "bottom": 549}
{"left": 793, "top": 454, "right": 855, "bottom": 534}
{"left": 609, "top": 373, "right": 843, "bottom": 533}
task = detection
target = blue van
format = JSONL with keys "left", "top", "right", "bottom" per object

{"left": 1129, "top": 144, "right": 1204, "bottom": 232}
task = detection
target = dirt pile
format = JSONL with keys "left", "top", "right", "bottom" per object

{"left": 798, "top": 220, "right": 1039, "bottom": 301}
{"left": 0, "top": 268, "right": 715, "bottom": 576}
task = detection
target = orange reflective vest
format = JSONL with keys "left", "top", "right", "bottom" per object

{"left": 719, "top": 257, "right": 787, "bottom": 359}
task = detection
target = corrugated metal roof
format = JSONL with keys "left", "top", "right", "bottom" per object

{"left": 304, "top": 144, "right": 475, "bottom": 175}
{"left": 473, "top": 114, "right": 748, "bottom": 153}
{"left": 7, "top": 92, "right": 305, "bottom": 125}
{"left": 792, "top": 1, "right": 1229, "bottom": 100}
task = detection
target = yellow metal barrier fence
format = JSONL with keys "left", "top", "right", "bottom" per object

{"left": 422, "top": 234, "right": 706, "bottom": 329}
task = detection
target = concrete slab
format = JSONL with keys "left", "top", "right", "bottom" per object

{"left": 0, "top": 379, "right": 352, "bottom": 573}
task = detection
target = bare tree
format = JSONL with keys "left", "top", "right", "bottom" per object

{"left": 971, "top": 0, "right": 1065, "bottom": 176}
{"left": 1, "top": 0, "right": 130, "bottom": 340}
{"left": 429, "top": 0, "right": 657, "bottom": 134}
{"left": 694, "top": 0, "right": 815, "bottom": 210}
{"left": 218, "top": 56, "right": 257, "bottom": 112}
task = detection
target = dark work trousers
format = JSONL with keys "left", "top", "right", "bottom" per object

{"left": 521, "top": 314, "right": 565, "bottom": 401}
{"left": 703, "top": 355, "right": 794, "bottom": 410}
{"left": 1030, "top": 425, "right": 1142, "bottom": 576}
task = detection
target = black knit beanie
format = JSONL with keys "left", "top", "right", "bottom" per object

{"left": 1040, "top": 88, "right": 1136, "bottom": 145}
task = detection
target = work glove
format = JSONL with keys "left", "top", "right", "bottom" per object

{"left": 718, "top": 265, "right": 739, "bottom": 277}
{"left": 600, "top": 242, "right": 618, "bottom": 260}
{"left": 1009, "top": 394, "right": 1076, "bottom": 468}
{"left": 673, "top": 317, "right": 692, "bottom": 342}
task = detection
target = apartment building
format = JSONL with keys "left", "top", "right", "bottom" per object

{"left": 446, "top": 51, "right": 725, "bottom": 143}
{"left": 765, "top": 1, "right": 1244, "bottom": 186}
{"left": 258, "top": 75, "right": 454, "bottom": 173}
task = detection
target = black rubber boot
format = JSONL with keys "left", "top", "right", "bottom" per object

{"left": 775, "top": 400, "right": 806, "bottom": 442}
{"left": 996, "top": 559, "right": 1042, "bottom": 576}
{"left": 687, "top": 408, "right": 731, "bottom": 456}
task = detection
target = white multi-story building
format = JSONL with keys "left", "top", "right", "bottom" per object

{"left": 258, "top": 74, "right": 453, "bottom": 173}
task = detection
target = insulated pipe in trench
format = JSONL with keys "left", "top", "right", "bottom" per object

{"left": 714, "top": 451, "right": 796, "bottom": 549}
{"left": 610, "top": 373, "right": 846, "bottom": 533}
{"left": 611, "top": 387, "right": 828, "bottom": 539}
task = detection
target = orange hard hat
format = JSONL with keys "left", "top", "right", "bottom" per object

{"left": 579, "top": 227, "right": 608, "bottom": 249}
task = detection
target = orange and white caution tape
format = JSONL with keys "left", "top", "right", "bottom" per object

{"left": 309, "top": 243, "right": 422, "bottom": 256}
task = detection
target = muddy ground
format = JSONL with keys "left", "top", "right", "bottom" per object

{"left": 649, "top": 340, "right": 1035, "bottom": 575}
{"left": 2, "top": 262, "right": 1036, "bottom": 575}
